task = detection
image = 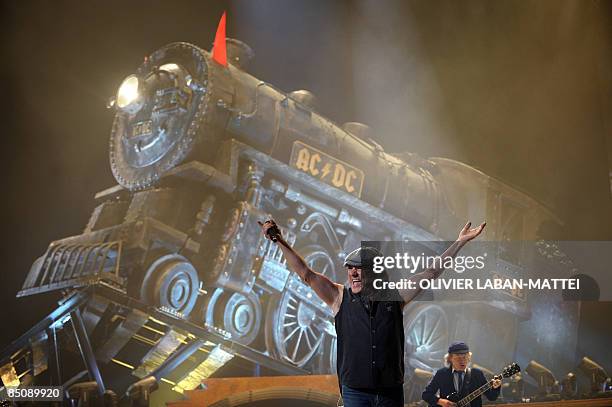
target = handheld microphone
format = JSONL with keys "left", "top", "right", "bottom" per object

{"left": 267, "top": 225, "right": 281, "bottom": 242}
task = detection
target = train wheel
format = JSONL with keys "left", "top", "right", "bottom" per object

{"left": 311, "top": 334, "right": 337, "bottom": 374}
{"left": 265, "top": 245, "right": 337, "bottom": 368}
{"left": 299, "top": 245, "right": 340, "bottom": 282}
{"left": 205, "top": 288, "right": 262, "bottom": 346}
{"left": 265, "top": 291, "right": 324, "bottom": 367}
{"left": 140, "top": 254, "right": 199, "bottom": 317}
{"left": 403, "top": 303, "right": 449, "bottom": 372}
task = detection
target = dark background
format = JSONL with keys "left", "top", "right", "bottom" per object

{"left": 1, "top": 0, "right": 611, "bottom": 384}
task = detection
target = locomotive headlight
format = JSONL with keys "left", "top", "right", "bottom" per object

{"left": 116, "top": 74, "right": 143, "bottom": 113}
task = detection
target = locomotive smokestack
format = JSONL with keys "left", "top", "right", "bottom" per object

{"left": 226, "top": 38, "right": 255, "bottom": 71}
{"left": 289, "top": 90, "right": 318, "bottom": 110}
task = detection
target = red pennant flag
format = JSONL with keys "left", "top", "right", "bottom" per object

{"left": 212, "top": 11, "right": 228, "bottom": 67}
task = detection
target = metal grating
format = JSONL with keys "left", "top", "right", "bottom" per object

{"left": 18, "top": 241, "right": 123, "bottom": 297}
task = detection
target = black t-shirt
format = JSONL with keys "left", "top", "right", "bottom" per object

{"left": 334, "top": 286, "right": 405, "bottom": 389}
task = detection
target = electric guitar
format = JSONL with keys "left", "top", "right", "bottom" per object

{"left": 447, "top": 363, "right": 520, "bottom": 406}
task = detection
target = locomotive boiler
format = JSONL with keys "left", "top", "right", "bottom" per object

{"left": 5, "top": 38, "right": 578, "bottom": 401}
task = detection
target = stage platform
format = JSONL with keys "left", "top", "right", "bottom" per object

{"left": 165, "top": 375, "right": 612, "bottom": 407}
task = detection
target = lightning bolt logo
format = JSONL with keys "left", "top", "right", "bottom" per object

{"left": 321, "top": 162, "right": 332, "bottom": 180}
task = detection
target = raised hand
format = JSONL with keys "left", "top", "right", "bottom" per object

{"left": 457, "top": 221, "right": 486, "bottom": 243}
{"left": 257, "top": 219, "right": 282, "bottom": 242}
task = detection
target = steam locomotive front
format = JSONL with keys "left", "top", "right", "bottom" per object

{"left": 109, "top": 42, "right": 212, "bottom": 190}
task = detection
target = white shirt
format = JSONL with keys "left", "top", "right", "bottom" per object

{"left": 452, "top": 369, "right": 465, "bottom": 392}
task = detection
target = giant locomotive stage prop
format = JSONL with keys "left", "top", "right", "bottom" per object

{"left": 1, "top": 39, "right": 579, "bottom": 402}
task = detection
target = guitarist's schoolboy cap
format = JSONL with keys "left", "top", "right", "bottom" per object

{"left": 448, "top": 341, "right": 470, "bottom": 354}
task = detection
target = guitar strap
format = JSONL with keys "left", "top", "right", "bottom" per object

{"left": 461, "top": 368, "right": 472, "bottom": 398}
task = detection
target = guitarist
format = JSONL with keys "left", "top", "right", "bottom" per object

{"left": 422, "top": 342, "right": 501, "bottom": 407}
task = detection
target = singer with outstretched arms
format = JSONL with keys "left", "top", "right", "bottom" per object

{"left": 258, "top": 219, "right": 486, "bottom": 407}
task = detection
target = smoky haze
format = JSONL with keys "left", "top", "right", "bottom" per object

{"left": 0, "top": 0, "right": 610, "bottom": 380}
{"left": 351, "top": 0, "right": 612, "bottom": 240}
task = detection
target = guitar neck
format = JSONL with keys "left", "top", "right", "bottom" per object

{"left": 458, "top": 380, "right": 493, "bottom": 407}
